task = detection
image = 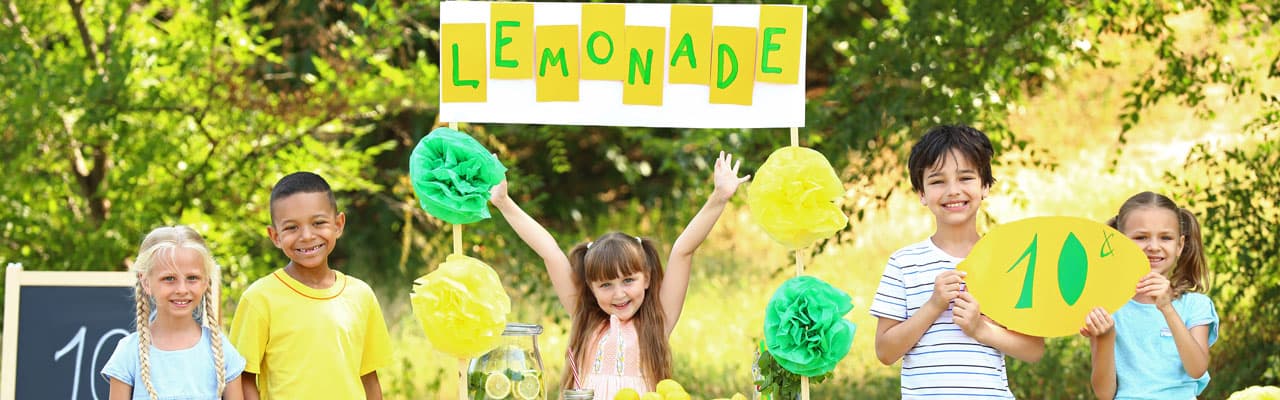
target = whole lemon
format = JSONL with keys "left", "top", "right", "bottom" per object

{"left": 655, "top": 379, "right": 684, "bottom": 396}
{"left": 614, "top": 388, "right": 641, "bottom": 400}
{"left": 664, "top": 391, "right": 692, "bottom": 400}
{"left": 639, "top": 392, "right": 664, "bottom": 400}
{"left": 730, "top": 394, "right": 748, "bottom": 400}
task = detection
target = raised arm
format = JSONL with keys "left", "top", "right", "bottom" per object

{"left": 952, "top": 291, "right": 1045, "bottom": 362}
{"left": 662, "top": 151, "right": 750, "bottom": 334}
{"left": 489, "top": 180, "right": 577, "bottom": 314}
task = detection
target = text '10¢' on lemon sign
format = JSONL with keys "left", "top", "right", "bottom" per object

{"left": 438, "top": 2, "right": 806, "bottom": 129}
{"left": 957, "top": 217, "right": 1149, "bottom": 338}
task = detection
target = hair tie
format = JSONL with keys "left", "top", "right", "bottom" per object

{"left": 586, "top": 241, "right": 594, "bottom": 249}
{"left": 635, "top": 236, "right": 642, "bottom": 244}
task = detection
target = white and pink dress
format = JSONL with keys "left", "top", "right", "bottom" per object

{"left": 582, "top": 315, "right": 649, "bottom": 398}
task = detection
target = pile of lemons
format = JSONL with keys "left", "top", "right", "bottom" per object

{"left": 613, "top": 379, "right": 747, "bottom": 400}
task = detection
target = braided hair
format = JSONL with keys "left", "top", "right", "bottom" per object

{"left": 131, "top": 226, "right": 226, "bottom": 398}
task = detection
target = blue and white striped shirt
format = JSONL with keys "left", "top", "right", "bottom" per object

{"left": 869, "top": 239, "right": 1015, "bottom": 399}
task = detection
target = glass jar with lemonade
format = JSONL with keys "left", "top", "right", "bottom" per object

{"left": 468, "top": 323, "right": 545, "bottom": 400}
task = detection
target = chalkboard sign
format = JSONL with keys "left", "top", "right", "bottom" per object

{"left": 2, "top": 263, "right": 137, "bottom": 400}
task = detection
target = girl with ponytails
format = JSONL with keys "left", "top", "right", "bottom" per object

{"left": 490, "top": 152, "right": 749, "bottom": 398}
{"left": 102, "top": 225, "right": 245, "bottom": 400}
{"left": 1080, "top": 192, "right": 1219, "bottom": 399}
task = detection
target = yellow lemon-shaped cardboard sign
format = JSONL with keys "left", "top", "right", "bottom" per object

{"left": 957, "top": 216, "right": 1147, "bottom": 337}
{"left": 747, "top": 146, "right": 848, "bottom": 249}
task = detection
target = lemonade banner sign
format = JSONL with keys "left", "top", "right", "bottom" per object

{"left": 439, "top": 2, "right": 807, "bottom": 128}
{"left": 957, "top": 217, "right": 1149, "bottom": 338}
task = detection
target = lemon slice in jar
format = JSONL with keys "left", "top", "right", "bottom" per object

{"left": 512, "top": 371, "right": 541, "bottom": 400}
{"left": 484, "top": 372, "right": 511, "bottom": 399}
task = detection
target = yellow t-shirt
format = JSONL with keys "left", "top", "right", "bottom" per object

{"left": 231, "top": 269, "right": 392, "bottom": 400}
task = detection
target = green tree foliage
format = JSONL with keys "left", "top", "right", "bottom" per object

{"left": 0, "top": 0, "right": 430, "bottom": 307}
{"left": 1171, "top": 96, "right": 1280, "bottom": 396}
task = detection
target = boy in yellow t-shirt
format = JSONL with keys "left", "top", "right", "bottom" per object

{"left": 231, "top": 171, "right": 393, "bottom": 400}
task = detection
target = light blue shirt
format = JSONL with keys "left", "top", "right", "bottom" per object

{"left": 1114, "top": 293, "right": 1218, "bottom": 399}
{"left": 101, "top": 326, "right": 246, "bottom": 400}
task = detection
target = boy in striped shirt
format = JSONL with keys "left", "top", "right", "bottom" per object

{"left": 870, "top": 125, "right": 1045, "bottom": 399}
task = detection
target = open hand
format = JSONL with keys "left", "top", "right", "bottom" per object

{"left": 1136, "top": 272, "right": 1173, "bottom": 309}
{"left": 1079, "top": 306, "right": 1115, "bottom": 338}
{"left": 712, "top": 151, "right": 751, "bottom": 199}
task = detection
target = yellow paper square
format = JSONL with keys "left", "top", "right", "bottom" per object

{"left": 623, "top": 26, "right": 666, "bottom": 106}
{"left": 536, "top": 25, "right": 579, "bottom": 102}
{"left": 580, "top": 4, "right": 625, "bottom": 81}
{"left": 441, "top": 23, "right": 487, "bottom": 103}
{"left": 710, "top": 26, "right": 756, "bottom": 106}
{"left": 757, "top": 5, "right": 803, "bottom": 84}
{"left": 490, "top": 3, "right": 533, "bottom": 79}
{"left": 668, "top": 5, "right": 712, "bottom": 85}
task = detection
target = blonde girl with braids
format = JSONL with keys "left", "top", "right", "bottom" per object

{"left": 102, "top": 225, "right": 245, "bottom": 400}
{"left": 1080, "top": 192, "right": 1219, "bottom": 399}
{"left": 490, "top": 151, "right": 749, "bottom": 398}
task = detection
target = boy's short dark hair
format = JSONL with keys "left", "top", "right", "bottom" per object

{"left": 269, "top": 171, "right": 338, "bottom": 221}
{"left": 907, "top": 125, "right": 996, "bottom": 193}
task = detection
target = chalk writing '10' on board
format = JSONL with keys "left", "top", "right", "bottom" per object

{"left": 957, "top": 217, "right": 1149, "bottom": 338}
{"left": 2, "top": 265, "right": 137, "bottom": 400}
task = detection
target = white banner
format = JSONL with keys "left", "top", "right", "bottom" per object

{"left": 438, "top": 2, "right": 807, "bottom": 128}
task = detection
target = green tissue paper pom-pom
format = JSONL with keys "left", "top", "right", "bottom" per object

{"left": 763, "top": 275, "right": 857, "bottom": 377}
{"left": 409, "top": 127, "right": 506, "bottom": 224}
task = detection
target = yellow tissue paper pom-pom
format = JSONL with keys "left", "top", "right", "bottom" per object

{"left": 410, "top": 254, "right": 511, "bottom": 359}
{"left": 748, "top": 146, "right": 848, "bottom": 249}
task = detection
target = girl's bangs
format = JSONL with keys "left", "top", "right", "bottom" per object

{"left": 584, "top": 245, "right": 645, "bottom": 282}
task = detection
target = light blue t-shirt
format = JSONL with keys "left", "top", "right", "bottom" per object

{"left": 1114, "top": 293, "right": 1219, "bottom": 400}
{"left": 101, "top": 326, "right": 246, "bottom": 400}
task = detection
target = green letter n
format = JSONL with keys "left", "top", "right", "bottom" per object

{"left": 628, "top": 48, "right": 653, "bottom": 85}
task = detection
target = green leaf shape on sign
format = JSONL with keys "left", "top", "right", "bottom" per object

{"left": 1057, "top": 232, "right": 1088, "bottom": 306}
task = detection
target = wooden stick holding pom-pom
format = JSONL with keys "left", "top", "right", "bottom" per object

{"left": 791, "top": 127, "right": 809, "bottom": 400}
{"left": 447, "top": 122, "right": 468, "bottom": 400}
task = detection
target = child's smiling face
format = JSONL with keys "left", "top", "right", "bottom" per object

{"left": 589, "top": 271, "right": 649, "bottom": 321}
{"left": 919, "top": 149, "right": 989, "bottom": 229}
{"left": 1120, "top": 206, "right": 1184, "bottom": 275}
{"left": 144, "top": 247, "right": 208, "bottom": 321}
{"left": 269, "top": 191, "right": 345, "bottom": 270}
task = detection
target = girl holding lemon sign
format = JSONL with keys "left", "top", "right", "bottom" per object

{"left": 1081, "top": 192, "right": 1219, "bottom": 399}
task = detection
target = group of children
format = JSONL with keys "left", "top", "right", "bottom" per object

{"left": 101, "top": 127, "right": 1217, "bottom": 400}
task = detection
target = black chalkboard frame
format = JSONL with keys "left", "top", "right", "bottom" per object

{"left": 2, "top": 263, "right": 136, "bottom": 399}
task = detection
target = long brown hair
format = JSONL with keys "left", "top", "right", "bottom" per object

{"left": 1106, "top": 191, "right": 1209, "bottom": 297}
{"left": 132, "top": 226, "right": 227, "bottom": 399}
{"left": 560, "top": 232, "right": 672, "bottom": 391}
